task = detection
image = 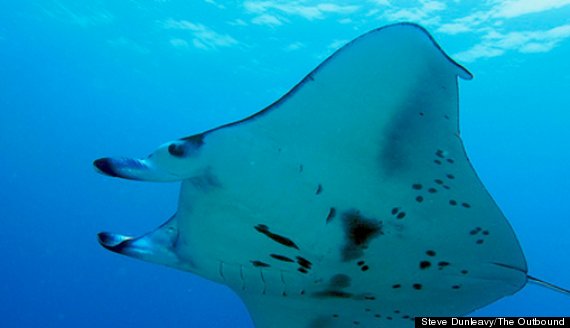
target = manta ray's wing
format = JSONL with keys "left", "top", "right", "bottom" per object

{"left": 95, "top": 23, "right": 527, "bottom": 328}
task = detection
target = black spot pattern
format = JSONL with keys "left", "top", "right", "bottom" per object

{"left": 315, "top": 184, "right": 323, "bottom": 195}
{"left": 251, "top": 260, "right": 270, "bottom": 268}
{"left": 326, "top": 207, "right": 337, "bottom": 223}
{"left": 296, "top": 256, "right": 312, "bottom": 270}
{"left": 391, "top": 207, "right": 406, "bottom": 219}
{"left": 254, "top": 224, "right": 299, "bottom": 250}
{"left": 469, "top": 227, "right": 489, "bottom": 245}
{"left": 357, "top": 261, "right": 370, "bottom": 272}
{"left": 470, "top": 227, "right": 482, "bottom": 235}
{"left": 313, "top": 290, "right": 353, "bottom": 299}
{"left": 433, "top": 149, "right": 455, "bottom": 167}
{"left": 270, "top": 254, "right": 294, "bottom": 262}
{"left": 438, "top": 261, "right": 450, "bottom": 270}
{"left": 419, "top": 261, "right": 431, "bottom": 269}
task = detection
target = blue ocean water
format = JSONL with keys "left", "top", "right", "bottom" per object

{"left": 0, "top": 1, "right": 569, "bottom": 327}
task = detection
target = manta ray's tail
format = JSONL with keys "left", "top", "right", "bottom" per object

{"left": 527, "top": 275, "right": 570, "bottom": 295}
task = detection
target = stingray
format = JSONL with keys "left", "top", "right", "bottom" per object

{"left": 94, "top": 23, "right": 568, "bottom": 327}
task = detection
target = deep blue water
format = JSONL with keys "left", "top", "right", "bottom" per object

{"left": 1, "top": 1, "right": 569, "bottom": 327}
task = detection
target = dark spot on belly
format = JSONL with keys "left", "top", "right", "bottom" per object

{"left": 296, "top": 256, "right": 312, "bottom": 269}
{"left": 341, "top": 210, "right": 383, "bottom": 261}
{"left": 330, "top": 274, "right": 351, "bottom": 288}
{"left": 438, "top": 261, "right": 450, "bottom": 268}
{"left": 270, "top": 254, "right": 294, "bottom": 262}
{"left": 326, "top": 207, "right": 336, "bottom": 223}
{"left": 254, "top": 224, "right": 299, "bottom": 250}
{"left": 313, "top": 290, "right": 353, "bottom": 299}
{"left": 315, "top": 184, "right": 323, "bottom": 195}
{"left": 251, "top": 260, "right": 270, "bottom": 268}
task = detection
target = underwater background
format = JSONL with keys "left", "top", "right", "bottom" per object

{"left": 0, "top": 1, "right": 569, "bottom": 327}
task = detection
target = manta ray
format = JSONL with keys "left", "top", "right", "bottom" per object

{"left": 94, "top": 23, "right": 568, "bottom": 327}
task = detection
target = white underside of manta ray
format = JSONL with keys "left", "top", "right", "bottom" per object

{"left": 94, "top": 23, "right": 568, "bottom": 328}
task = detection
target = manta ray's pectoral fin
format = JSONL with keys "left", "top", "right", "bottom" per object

{"left": 94, "top": 134, "right": 206, "bottom": 182}
{"left": 98, "top": 214, "right": 192, "bottom": 271}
